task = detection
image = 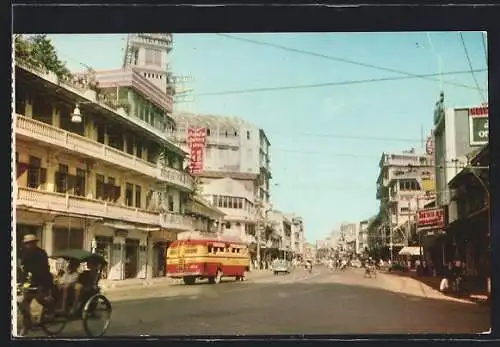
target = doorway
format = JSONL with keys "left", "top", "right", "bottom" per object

{"left": 125, "top": 239, "right": 139, "bottom": 279}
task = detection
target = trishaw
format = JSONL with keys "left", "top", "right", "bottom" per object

{"left": 16, "top": 249, "right": 112, "bottom": 337}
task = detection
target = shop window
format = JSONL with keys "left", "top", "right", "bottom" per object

{"left": 27, "top": 156, "right": 46, "bottom": 189}
{"left": 125, "top": 183, "right": 134, "bottom": 207}
{"left": 135, "top": 185, "right": 142, "bottom": 208}
{"left": 74, "top": 168, "right": 86, "bottom": 196}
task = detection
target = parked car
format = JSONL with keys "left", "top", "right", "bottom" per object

{"left": 351, "top": 259, "right": 362, "bottom": 268}
{"left": 272, "top": 259, "right": 292, "bottom": 275}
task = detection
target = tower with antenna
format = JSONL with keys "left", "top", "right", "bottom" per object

{"left": 122, "top": 33, "right": 175, "bottom": 96}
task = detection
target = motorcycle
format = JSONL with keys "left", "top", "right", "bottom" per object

{"left": 305, "top": 262, "right": 312, "bottom": 274}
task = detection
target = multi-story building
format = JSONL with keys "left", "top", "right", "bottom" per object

{"left": 291, "top": 216, "right": 305, "bottom": 260}
{"left": 304, "top": 243, "right": 317, "bottom": 262}
{"left": 267, "top": 210, "right": 291, "bottom": 259}
{"left": 375, "top": 149, "right": 435, "bottom": 257}
{"left": 358, "top": 219, "right": 369, "bottom": 255}
{"left": 14, "top": 35, "right": 221, "bottom": 281}
{"left": 340, "top": 222, "right": 358, "bottom": 257}
{"left": 172, "top": 112, "right": 273, "bottom": 251}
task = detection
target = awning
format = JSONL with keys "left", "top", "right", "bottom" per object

{"left": 398, "top": 246, "right": 423, "bottom": 256}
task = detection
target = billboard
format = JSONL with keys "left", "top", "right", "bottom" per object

{"left": 417, "top": 207, "right": 445, "bottom": 230}
{"left": 187, "top": 127, "right": 207, "bottom": 174}
{"left": 468, "top": 105, "right": 488, "bottom": 146}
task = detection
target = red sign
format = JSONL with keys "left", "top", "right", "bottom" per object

{"left": 187, "top": 127, "right": 206, "bottom": 174}
{"left": 468, "top": 105, "right": 488, "bottom": 117}
{"left": 417, "top": 208, "right": 445, "bottom": 229}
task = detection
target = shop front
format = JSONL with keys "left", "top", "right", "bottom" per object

{"left": 90, "top": 222, "right": 149, "bottom": 281}
{"left": 150, "top": 229, "right": 177, "bottom": 278}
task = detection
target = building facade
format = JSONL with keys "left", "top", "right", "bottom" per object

{"left": 14, "top": 43, "right": 220, "bottom": 281}
{"left": 375, "top": 150, "right": 435, "bottom": 258}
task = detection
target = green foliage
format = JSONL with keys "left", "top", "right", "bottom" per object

{"left": 14, "top": 34, "right": 73, "bottom": 81}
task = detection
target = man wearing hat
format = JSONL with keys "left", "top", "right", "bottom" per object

{"left": 19, "top": 234, "right": 54, "bottom": 333}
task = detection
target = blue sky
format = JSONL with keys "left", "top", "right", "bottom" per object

{"left": 47, "top": 32, "right": 488, "bottom": 244}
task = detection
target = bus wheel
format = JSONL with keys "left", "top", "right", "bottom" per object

{"left": 183, "top": 276, "right": 196, "bottom": 285}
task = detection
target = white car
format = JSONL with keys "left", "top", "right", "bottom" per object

{"left": 351, "top": 260, "right": 362, "bottom": 268}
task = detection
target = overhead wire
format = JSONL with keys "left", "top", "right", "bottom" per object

{"left": 192, "top": 69, "right": 486, "bottom": 97}
{"left": 459, "top": 32, "right": 487, "bottom": 103}
{"left": 216, "top": 33, "right": 486, "bottom": 92}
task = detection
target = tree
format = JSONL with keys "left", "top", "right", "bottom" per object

{"left": 14, "top": 34, "right": 73, "bottom": 81}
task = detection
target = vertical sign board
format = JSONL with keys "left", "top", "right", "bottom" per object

{"left": 187, "top": 127, "right": 207, "bottom": 174}
{"left": 468, "top": 105, "right": 488, "bottom": 146}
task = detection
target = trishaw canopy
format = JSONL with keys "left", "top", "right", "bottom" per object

{"left": 50, "top": 249, "right": 106, "bottom": 265}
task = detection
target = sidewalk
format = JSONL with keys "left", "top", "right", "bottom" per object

{"left": 379, "top": 270, "right": 489, "bottom": 306}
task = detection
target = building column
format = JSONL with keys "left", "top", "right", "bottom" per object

{"left": 108, "top": 236, "right": 125, "bottom": 281}
{"left": 42, "top": 222, "right": 54, "bottom": 256}
{"left": 45, "top": 153, "right": 57, "bottom": 193}
{"left": 146, "top": 237, "right": 154, "bottom": 280}
{"left": 85, "top": 222, "right": 97, "bottom": 252}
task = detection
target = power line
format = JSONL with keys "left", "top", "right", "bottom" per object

{"left": 459, "top": 32, "right": 487, "bottom": 103}
{"left": 192, "top": 69, "right": 486, "bottom": 97}
{"left": 269, "top": 131, "right": 423, "bottom": 143}
{"left": 216, "top": 33, "right": 486, "bottom": 92}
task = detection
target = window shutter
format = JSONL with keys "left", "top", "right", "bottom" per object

{"left": 40, "top": 168, "right": 47, "bottom": 184}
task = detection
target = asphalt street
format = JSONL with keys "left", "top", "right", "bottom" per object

{"left": 20, "top": 266, "right": 490, "bottom": 337}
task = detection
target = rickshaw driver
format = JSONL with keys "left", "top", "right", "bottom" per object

{"left": 75, "top": 259, "right": 100, "bottom": 300}
{"left": 19, "top": 234, "right": 55, "bottom": 332}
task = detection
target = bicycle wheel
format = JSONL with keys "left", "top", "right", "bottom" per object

{"left": 40, "top": 307, "right": 68, "bottom": 337}
{"left": 82, "top": 294, "right": 112, "bottom": 337}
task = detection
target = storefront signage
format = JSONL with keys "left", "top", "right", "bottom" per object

{"left": 187, "top": 127, "right": 207, "bottom": 174}
{"left": 417, "top": 208, "right": 445, "bottom": 229}
{"left": 468, "top": 105, "right": 488, "bottom": 146}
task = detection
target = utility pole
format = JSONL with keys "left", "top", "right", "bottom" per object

{"left": 256, "top": 200, "right": 262, "bottom": 270}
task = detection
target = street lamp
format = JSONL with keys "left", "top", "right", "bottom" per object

{"left": 71, "top": 104, "right": 83, "bottom": 123}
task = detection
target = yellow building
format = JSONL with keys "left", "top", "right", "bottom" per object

{"left": 14, "top": 61, "right": 223, "bottom": 281}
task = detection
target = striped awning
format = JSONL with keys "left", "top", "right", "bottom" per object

{"left": 398, "top": 246, "right": 423, "bottom": 256}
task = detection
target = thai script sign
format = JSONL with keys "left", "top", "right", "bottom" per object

{"left": 468, "top": 105, "right": 488, "bottom": 146}
{"left": 187, "top": 127, "right": 206, "bottom": 174}
{"left": 417, "top": 208, "right": 445, "bottom": 229}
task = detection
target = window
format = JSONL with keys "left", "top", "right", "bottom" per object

{"left": 228, "top": 197, "right": 233, "bottom": 209}
{"left": 168, "top": 195, "right": 174, "bottom": 212}
{"left": 74, "top": 168, "right": 86, "bottom": 197}
{"left": 27, "top": 156, "right": 46, "bottom": 189}
{"left": 225, "top": 222, "right": 231, "bottom": 229}
{"left": 136, "top": 139, "right": 143, "bottom": 159}
{"left": 96, "top": 174, "right": 105, "bottom": 199}
{"left": 237, "top": 198, "right": 243, "bottom": 209}
{"left": 135, "top": 185, "right": 142, "bottom": 208}
{"left": 223, "top": 196, "right": 228, "bottom": 208}
{"left": 246, "top": 131, "right": 250, "bottom": 140}
{"left": 53, "top": 228, "right": 84, "bottom": 251}
{"left": 146, "top": 190, "right": 154, "bottom": 209}
{"left": 96, "top": 122, "right": 105, "bottom": 144}
{"left": 55, "top": 164, "right": 69, "bottom": 193}
{"left": 125, "top": 183, "right": 134, "bottom": 206}
{"left": 125, "top": 133, "right": 134, "bottom": 155}
{"left": 207, "top": 128, "right": 211, "bottom": 136}
{"left": 400, "top": 207, "right": 410, "bottom": 213}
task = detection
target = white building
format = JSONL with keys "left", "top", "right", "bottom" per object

{"left": 291, "top": 216, "right": 305, "bottom": 259}
{"left": 173, "top": 112, "right": 272, "bottom": 204}
{"left": 375, "top": 150, "right": 436, "bottom": 254}
{"left": 358, "top": 220, "right": 369, "bottom": 255}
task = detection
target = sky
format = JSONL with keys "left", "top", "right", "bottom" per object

{"left": 46, "top": 32, "right": 488, "bottom": 244}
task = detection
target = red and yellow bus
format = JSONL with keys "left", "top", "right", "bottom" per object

{"left": 166, "top": 238, "right": 250, "bottom": 285}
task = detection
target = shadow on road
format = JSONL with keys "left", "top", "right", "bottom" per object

{"left": 45, "top": 274, "right": 491, "bottom": 338}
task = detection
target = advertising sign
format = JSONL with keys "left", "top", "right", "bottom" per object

{"left": 425, "top": 133, "right": 434, "bottom": 155}
{"left": 468, "top": 105, "right": 488, "bottom": 146}
{"left": 187, "top": 127, "right": 207, "bottom": 174}
{"left": 417, "top": 208, "right": 445, "bottom": 230}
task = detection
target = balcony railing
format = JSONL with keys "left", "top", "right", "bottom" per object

{"left": 16, "top": 187, "right": 160, "bottom": 226}
{"left": 17, "top": 187, "right": 197, "bottom": 232}
{"left": 160, "top": 213, "right": 193, "bottom": 231}
{"left": 16, "top": 115, "right": 194, "bottom": 191}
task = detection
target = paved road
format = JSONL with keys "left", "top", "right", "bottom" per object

{"left": 21, "top": 267, "right": 490, "bottom": 337}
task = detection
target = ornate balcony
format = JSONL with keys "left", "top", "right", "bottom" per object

{"left": 15, "top": 115, "right": 194, "bottom": 191}
{"left": 16, "top": 187, "right": 160, "bottom": 226}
